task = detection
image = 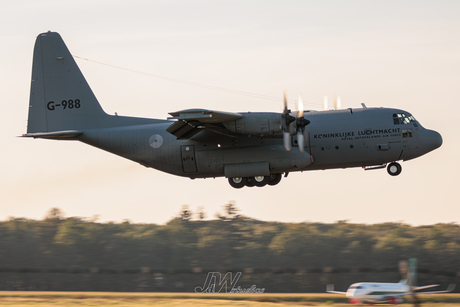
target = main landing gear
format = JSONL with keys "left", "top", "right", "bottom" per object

{"left": 228, "top": 173, "right": 283, "bottom": 189}
{"left": 387, "top": 162, "right": 402, "bottom": 176}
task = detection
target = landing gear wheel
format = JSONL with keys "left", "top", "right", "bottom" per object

{"left": 228, "top": 177, "right": 247, "bottom": 189}
{"left": 268, "top": 173, "right": 282, "bottom": 186}
{"left": 245, "top": 178, "right": 255, "bottom": 187}
{"left": 387, "top": 162, "right": 402, "bottom": 176}
{"left": 250, "top": 176, "right": 270, "bottom": 187}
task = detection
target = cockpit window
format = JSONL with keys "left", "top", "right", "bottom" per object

{"left": 393, "top": 113, "right": 417, "bottom": 125}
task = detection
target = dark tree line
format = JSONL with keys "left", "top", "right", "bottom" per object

{"left": 0, "top": 205, "right": 459, "bottom": 292}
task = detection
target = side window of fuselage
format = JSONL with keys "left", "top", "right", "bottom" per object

{"left": 402, "top": 129, "right": 413, "bottom": 138}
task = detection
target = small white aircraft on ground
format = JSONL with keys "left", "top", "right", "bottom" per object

{"left": 327, "top": 259, "right": 455, "bottom": 305}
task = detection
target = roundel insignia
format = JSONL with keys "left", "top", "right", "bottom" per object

{"left": 149, "top": 134, "right": 163, "bottom": 148}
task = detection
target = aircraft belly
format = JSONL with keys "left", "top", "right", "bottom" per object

{"left": 195, "top": 145, "right": 312, "bottom": 177}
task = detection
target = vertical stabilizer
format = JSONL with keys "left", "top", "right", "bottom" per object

{"left": 27, "top": 32, "right": 109, "bottom": 133}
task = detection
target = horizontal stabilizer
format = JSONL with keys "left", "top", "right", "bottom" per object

{"left": 326, "top": 284, "right": 347, "bottom": 295}
{"left": 22, "top": 130, "right": 83, "bottom": 140}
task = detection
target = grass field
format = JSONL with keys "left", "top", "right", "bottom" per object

{"left": 0, "top": 292, "right": 460, "bottom": 306}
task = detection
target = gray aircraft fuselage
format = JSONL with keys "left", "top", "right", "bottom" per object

{"left": 78, "top": 108, "right": 441, "bottom": 177}
{"left": 24, "top": 32, "right": 443, "bottom": 188}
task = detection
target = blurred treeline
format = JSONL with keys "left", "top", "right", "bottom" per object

{"left": 0, "top": 205, "right": 459, "bottom": 292}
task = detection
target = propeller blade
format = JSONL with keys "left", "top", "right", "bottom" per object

{"left": 294, "top": 94, "right": 310, "bottom": 152}
{"left": 283, "top": 90, "right": 288, "bottom": 112}
{"left": 297, "top": 94, "right": 304, "bottom": 118}
{"left": 283, "top": 131, "right": 292, "bottom": 151}
{"left": 323, "top": 94, "right": 328, "bottom": 110}
{"left": 297, "top": 130, "right": 304, "bottom": 153}
{"left": 334, "top": 94, "right": 341, "bottom": 110}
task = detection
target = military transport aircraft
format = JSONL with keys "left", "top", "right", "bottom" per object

{"left": 23, "top": 32, "right": 443, "bottom": 188}
{"left": 327, "top": 259, "right": 455, "bottom": 305}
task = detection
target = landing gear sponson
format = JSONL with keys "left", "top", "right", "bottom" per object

{"left": 228, "top": 173, "right": 283, "bottom": 188}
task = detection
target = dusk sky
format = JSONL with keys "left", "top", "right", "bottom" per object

{"left": 1, "top": 0, "right": 459, "bottom": 225}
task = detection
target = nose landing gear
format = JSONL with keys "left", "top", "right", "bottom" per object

{"left": 387, "top": 162, "right": 402, "bottom": 176}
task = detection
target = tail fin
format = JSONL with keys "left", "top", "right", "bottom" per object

{"left": 27, "top": 32, "right": 109, "bottom": 133}
{"left": 26, "top": 32, "right": 158, "bottom": 136}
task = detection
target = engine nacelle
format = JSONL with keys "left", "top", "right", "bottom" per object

{"left": 222, "top": 112, "right": 282, "bottom": 137}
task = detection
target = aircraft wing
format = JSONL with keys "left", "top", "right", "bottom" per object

{"left": 166, "top": 109, "right": 243, "bottom": 139}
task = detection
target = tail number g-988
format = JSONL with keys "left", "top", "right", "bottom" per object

{"left": 47, "top": 99, "right": 81, "bottom": 111}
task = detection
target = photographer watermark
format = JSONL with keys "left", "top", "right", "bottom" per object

{"left": 195, "top": 272, "right": 265, "bottom": 293}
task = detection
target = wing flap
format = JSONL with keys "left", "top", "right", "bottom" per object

{"left": 166, "top": 120, "right": 203, "bottom": 139}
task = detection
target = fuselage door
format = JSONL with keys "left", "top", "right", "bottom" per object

{"left": 181, "top": 145, "right": 197, "bottom": 173}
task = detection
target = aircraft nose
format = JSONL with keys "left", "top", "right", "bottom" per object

{"left": 424, "top": 129, "right": 443, "bottom": 150}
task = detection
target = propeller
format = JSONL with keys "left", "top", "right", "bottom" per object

{"left": 295, "top": 95, "right": 310, "bottom": 153}
{"left": 282, "top": 91, "right": 295, "bottom": 151}
{"left": 281, "top": 91, "right": 310, "bottom": 152}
